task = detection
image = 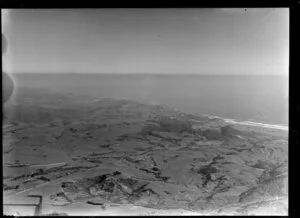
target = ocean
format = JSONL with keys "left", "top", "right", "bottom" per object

{"left": 10, "top": 73, "right": 289, "bottom": 128}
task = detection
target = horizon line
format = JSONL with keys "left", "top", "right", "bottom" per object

{"left": 10, "top": 72, "right": 288, "bottom": 76}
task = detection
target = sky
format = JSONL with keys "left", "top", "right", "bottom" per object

{"left": 2, "top": 8, "right": 289, "bottom": 75}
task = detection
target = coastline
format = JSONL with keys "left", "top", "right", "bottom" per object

{"left": 202, "top": 114, "right": 288, "bottom": 131}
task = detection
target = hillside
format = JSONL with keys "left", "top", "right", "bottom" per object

{"left": 3, "top": 87, "right": 288, "bottom": 216}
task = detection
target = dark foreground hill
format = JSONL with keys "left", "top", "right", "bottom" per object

{"left": 3, "top": 87, "right": 288, "bottom": 215}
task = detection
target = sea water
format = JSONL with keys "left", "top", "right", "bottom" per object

{"left": 11, "top": 73, "right": 288, "bottom": 129}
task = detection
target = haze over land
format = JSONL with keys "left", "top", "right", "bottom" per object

{"left": 12, "top": 73, "right": 288, "bottom": 127}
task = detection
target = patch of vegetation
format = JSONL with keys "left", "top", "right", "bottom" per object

{"left": 7, "top": 164, "right": 28, "bottom": 168}
{"left": 37, "top": 176, "right": 50, "bottom": 182}
{"left": 202, "top": 128, "right": 222, "bottom": 140}
{"left": 99, "top": 144, "right": 111, "bottom": 148}
{"left": 212, "top": 155, "right": 224, "bottom": 162}
{"left": 196, "top": 165, "right": 219, "bottom": 187}
{"left": 118, "top": 177, "right": 138, "bottom": 187}
{"left": 225, "top": 151, "right": 238, "bottom": 155}
{"left": 3, "top": 183, "right": 19, "bottom": 191}
{"left": 198, "top": 165, "right": 218, "bottom": 175}
{"left": 86, "top": 201, "right": 104, "bottom": 205}
{"left": 146, "top": 117, "right": 193, "bottom": 133}
{"left": 252, "top": 160, "right": 273, "bottom": 170}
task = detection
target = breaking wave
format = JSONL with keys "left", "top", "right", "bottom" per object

{"left": 202, "top": 114, "right": 288, "bottom": 131}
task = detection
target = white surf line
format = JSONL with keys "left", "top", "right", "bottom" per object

{"left": 200, "top": 114, "right": 288, "bottom": 131}
{"left": 224, "top": 119, "right": 288, "bottom": 131}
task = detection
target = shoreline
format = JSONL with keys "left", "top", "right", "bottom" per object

{"left": 202, "top": 114, "right": 288, "bottom": 131}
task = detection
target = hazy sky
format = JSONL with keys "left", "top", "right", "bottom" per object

{"left": 2, "top": 8, "right": 288, "bottom": 75}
